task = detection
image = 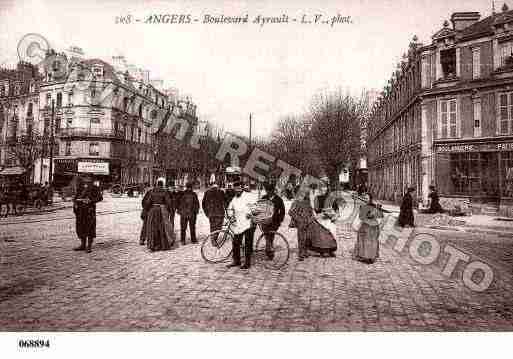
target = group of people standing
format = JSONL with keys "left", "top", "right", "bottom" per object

{"left": 139, "top": 181, "right": 200, "bottom": 251}
{"left": 72, "top": 172, "right": 445, "bottom": 268}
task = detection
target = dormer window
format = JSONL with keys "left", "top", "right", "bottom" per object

{"left": 440, "top": 48, "right": 456, "bottom": 78}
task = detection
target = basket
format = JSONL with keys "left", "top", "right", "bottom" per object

{"left": 248, "top": 199, "right": 274, "bottom": 225}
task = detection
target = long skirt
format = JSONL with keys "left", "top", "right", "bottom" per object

{"left": 75, "top": 207, "right": 96, "bottom": 239}
{"left": 140, "top": 205, "right": 175, "bottom": 251}
{"left": 398, "top": 208, "right": 414, "bottom": 227}
{"left": 305, "top": 218, "right": 337, "bottom": 254}
{"left": 354, "top": 223, "right": 379, "bottom": 262}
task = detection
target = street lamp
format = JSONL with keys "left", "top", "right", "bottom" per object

{"left": 48, "top": 99, "right": 55, "bottom": 204}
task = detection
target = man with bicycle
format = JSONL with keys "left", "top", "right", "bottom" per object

{"left": 260, "top": 181, "right": 285, "bottom": 260}
{"left": 226, "top": 181, "right": 256, "bottom": 269}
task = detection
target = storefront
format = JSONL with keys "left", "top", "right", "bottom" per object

{"left": 53, "top": 158, "right": 120, "bottom": 189}
{"left": 435, "top": 140, "right": 513, "bottom": 214}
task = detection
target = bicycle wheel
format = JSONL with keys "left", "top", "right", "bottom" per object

{"left": 201, "top": 229, "right": 233, "bottom": 263}
{"left": 255, "top": 231, "right": 290, "bottom": 270}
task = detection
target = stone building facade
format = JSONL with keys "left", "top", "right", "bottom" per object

{"left": 368, "top": 7, "right": 513, "bottom": 215}
{"left": 0, "top": 50, "right": 198, "bottom": 189}
{"left": 0, "top": 62, "right": 41, "bottom": 182}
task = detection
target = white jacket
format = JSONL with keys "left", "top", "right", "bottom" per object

{"left": 228, "top": 192, "right": 258, "bottom": 235}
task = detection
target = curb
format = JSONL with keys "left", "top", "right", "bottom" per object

{"left": 0, "top": 203, "right": 72, "bottom": 221}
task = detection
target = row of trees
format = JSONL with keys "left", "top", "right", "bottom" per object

{"left": 160, "top": 88, "right": 370, "bottom": 187}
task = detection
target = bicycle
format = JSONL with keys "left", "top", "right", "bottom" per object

{"left": 200, "top": 211, "right": 290, "bottom": 270}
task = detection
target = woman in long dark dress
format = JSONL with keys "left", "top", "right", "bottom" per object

{"left": 398, "top": 186, "right": 415, "bottom": 227}
{"left": 140, "top": 180, "right": 175, "bottom": 251}
{"left": 354, "top": 194, "right": 383, "bottom": 263}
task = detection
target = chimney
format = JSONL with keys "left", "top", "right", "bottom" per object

{"left": 450, "top": 12, "right": 481, "bottom": 31}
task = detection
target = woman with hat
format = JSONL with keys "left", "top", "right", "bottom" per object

{"left": 140, "top": 179, "right": 175, "bottom": 251}
{"left": 73, "top": 174, "right": 103, "bottom": 253}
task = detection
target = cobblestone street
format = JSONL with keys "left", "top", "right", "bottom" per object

{"left": 1, "top": 195, "right": 513, "bottom": 331}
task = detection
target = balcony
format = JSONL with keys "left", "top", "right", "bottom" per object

{"left": 58, "top": 127, "right": 124, "bottom": 139}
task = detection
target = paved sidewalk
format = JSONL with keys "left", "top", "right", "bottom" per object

{"left": 373, "top": 198, "right": 513, "bottom": 234}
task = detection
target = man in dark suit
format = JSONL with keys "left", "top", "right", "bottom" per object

{"left": 260, "top": 181, "right": 285, "bottom": 260}
{"left": 167, "top": 182, "right": 181, "bottom": 224}
{"left": 178, "top": 182, "right": 200, "bottom": 244}
{"left": 202, "top": 180, "right": 226, "bottom": 234}
{"left": 73, "top": 174, "right": 103, "bottom": 253}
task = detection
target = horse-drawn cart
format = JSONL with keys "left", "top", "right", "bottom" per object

{"left": 0, "top": 184, "right": 49, "bottom": 217}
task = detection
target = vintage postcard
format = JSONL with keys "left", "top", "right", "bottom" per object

{"left": 0, "top": 0, "right": 512, "bottom": 357}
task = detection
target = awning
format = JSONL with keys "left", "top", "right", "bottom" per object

{"left": 0, "top": 166, "right": 26, "bottom": 176}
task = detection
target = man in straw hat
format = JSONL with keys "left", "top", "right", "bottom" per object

{"left": 73, "top": 173, "right": 103, "bottom": 253}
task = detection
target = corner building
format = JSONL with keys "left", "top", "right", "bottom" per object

{"left": 368, "top": 8, "right": 513, "bottom": 216}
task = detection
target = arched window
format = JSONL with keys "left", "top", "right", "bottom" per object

{"left": 138, "top": 103, "right": 143, "bottom": 118}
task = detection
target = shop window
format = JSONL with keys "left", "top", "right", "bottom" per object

{"left": 499, "top": 92, "right": 513, "bottom": 135}
{"left": 439, "top": 99, "right": 458, "bottom": 139}
{"left": 438, "top": 152, "right": 499, "bottom": 196}
{"left": 440, "top": 48, "right": 456, "bottom": 78}
{"left": 89, "top": 142, "right": 99, "bottom": 156}
{"left": 65, "top": 141, "right": 72, "bottom": 156}
{"left": 501, "top": 152, "right": 513, "bottom": 197}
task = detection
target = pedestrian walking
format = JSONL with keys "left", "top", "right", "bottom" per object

{"left": 260, "top": 181, "right": 286, "bottom": 260}
{"left": 398, "top": 186, "right": 416, "bottom": 227}
{"left": 140, "top": 180, "right": 175, "bottom": 251}
{"left": 73, "top": 174, "right": 103, "bottom": 253}
{"left": 202, "top": 179, "right": 226, "bottom": 234}
{"left": 288, "top": 193, "right": 315, "bottom": 261}
{"left": 178, "top": 182, "right": 200, "bottom": 244}
{"left": 354, "top": 193, "right": 383, "bottom": 263}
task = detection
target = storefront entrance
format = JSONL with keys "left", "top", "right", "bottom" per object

{"left": 437, "top": 152, "right": 499, "bottom": 198}
{"left": 435, "top": 140, "right": 513, "bottom": 215}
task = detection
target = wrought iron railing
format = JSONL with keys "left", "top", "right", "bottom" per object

{"left": 58, "top": 127, "right": 124, "bottom": 139}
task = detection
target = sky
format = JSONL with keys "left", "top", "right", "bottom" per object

{"left": 0, "top": 0, "right": 496, "bottom": 137}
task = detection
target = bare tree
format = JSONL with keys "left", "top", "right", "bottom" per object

{"left": 309, "top": 88, "right": 367, "bottom": 186}
{"left": 6, "top": 128, "right": 45, "bottom": 180}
